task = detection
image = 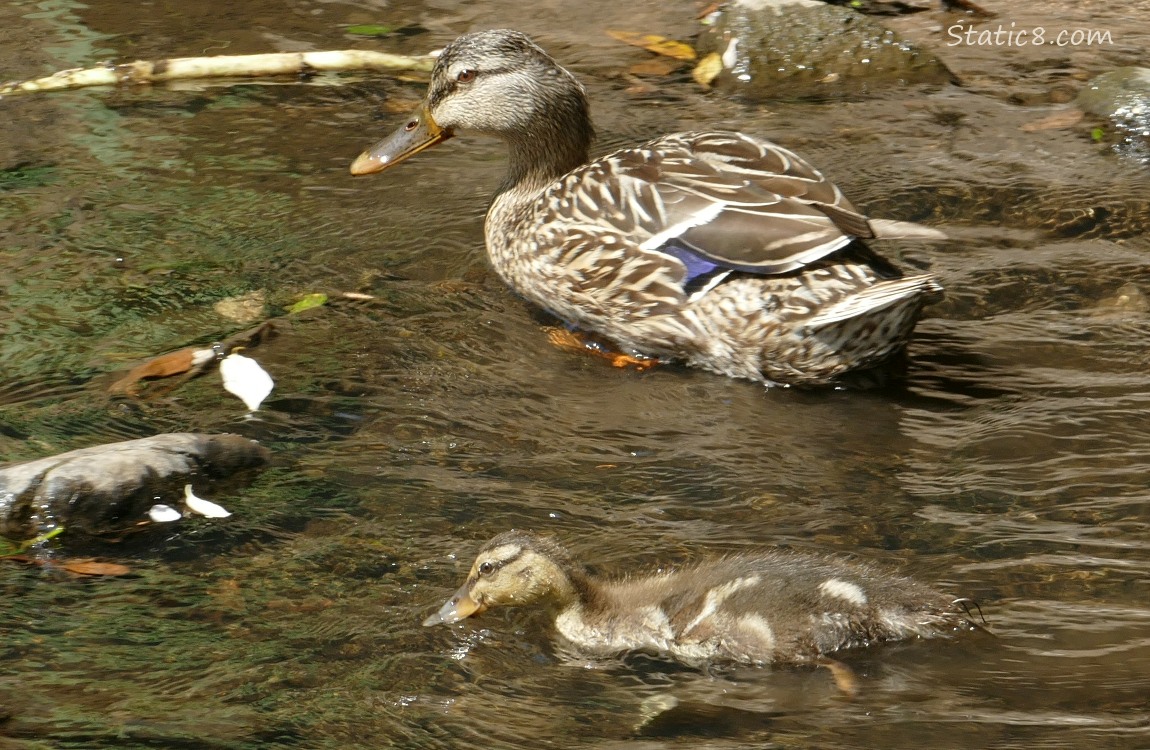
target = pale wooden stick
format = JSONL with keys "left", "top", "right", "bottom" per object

{"left": 0, "top": 50, "right": 434, "bottom": 96}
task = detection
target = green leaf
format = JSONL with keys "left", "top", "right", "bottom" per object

{"left": 22, "top": 526, "right": 65, "bottom": 551}
{"left": 286, "top": 293, "right": 329, "bottom": 314}
{"left": 0, "top": 526, "right": 65, "bottom": 557}
{"left": 346, "top": 24, "right": 394, "bottom": 37}
{"left": 1091, "top": 127, "right": 1105, "bottom": 142}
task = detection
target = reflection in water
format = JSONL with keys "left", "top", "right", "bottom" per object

{"left": 2, "top": 0, "right": 1150, "bottom": 748}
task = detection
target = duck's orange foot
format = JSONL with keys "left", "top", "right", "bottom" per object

{"left": 544, "top": 327, "right": 660, "bottom": 372}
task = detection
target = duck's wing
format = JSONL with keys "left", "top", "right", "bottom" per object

{"left": 548, "top": 131, "right": 937, "bottom": 278}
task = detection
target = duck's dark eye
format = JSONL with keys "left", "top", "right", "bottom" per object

{"left": 478, "top": 561, "right": 495, "bottom": 577}
{"left": 404, "top": 119, "right": 418, "bottom": 131}
{"left": 456, "top": 69, "right": 477, "bottom": 83}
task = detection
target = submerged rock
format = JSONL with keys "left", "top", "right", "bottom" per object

{"left": 697, "top": 0, "right": 952, "bottom": 100}
{"left": 0, "top": 433, "right": 269, "bottom": 539}
{"left": 1076, "top": 67, "right": 1150, "bottom": 164}
{"left": 1093, "top": 282, "right": 1149, "bottom": 315}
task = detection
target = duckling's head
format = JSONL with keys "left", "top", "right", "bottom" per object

{"left": 350, "top": 29, "right": 593, "bottom": 176}
{"left": 423, "top": 530, "right": 582, "bottom": 627}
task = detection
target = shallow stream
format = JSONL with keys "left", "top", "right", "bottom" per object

{"left": 2, "top": 0, "right": 1149, "bottom": 747}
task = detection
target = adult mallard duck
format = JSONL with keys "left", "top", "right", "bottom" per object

{"left": 423, "top": 531, "right": 982, "bottom": 666}
{"left": 351, "top": 29, "right": 945, "bottom": 386}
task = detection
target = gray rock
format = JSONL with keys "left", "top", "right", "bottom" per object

{"left": 698, "top": 0, "right": 952, "bottom": 100}
{"left": 0, "top": 433, "right": 269, "bottom": 539}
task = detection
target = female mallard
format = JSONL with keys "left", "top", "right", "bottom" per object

{"left": 351, "top": 29, "right": 945, "bottom": 386}
{"left": 424, "top": 531, "right": 982, "bottom": 665}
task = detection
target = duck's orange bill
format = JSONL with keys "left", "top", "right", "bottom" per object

{"left": 422, "top": 583, "right": 485, "bottom": 627}
{"left": 350, "top": 106, "right": 453, "bottom": 176}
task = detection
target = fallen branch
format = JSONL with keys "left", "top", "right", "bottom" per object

{"left": 0, "top": 50, "right": 434, "bottom": 96}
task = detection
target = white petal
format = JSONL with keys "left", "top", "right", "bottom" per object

{"left": 184, "top": 484, "right": 232, "bottom": 518}
{"left": 219, "top": 352, "right": 274, "bottom": 411}
{"left": 722, "top": 37, "right": 739, "bottom": 69}
{"left": 148, "top": 503, "right": 182, "bottom": 522}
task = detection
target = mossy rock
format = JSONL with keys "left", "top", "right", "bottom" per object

{"left": 698, "top": 0, "right": 953, "bottom": 100}
{"left": 1076, "top": 67, "right": 1150, "bottom": 164}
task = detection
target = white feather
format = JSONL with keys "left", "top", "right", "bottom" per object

{"left": 184, "top": 484, "right": 232, "bottom": 518}
{"left": 219, "top": 352, "right": 274, "bottom": 411}
{"left": 147, "top": 504, "right": 182, "bottom": 522}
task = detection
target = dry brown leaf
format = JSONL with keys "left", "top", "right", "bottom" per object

{"left": 108, "top": 320, "right": 277, "bottom": 398}
{"left": 62, "top": 560, "right": 133, "bottom": 576}
{"left": 108, "top": 347, "right": 197, "bottom": 395}
{"left": 696, "top": 1, "right": 722, "bottom": 18}
{"left": 628, "top": 57, "right": 683, "bottom": 77}
{"left": 3, "top": 554, "right": 132, "bottom": 576}
{"left": 1020, "top": 109, "right": 1085, "bottom": 132}
{"left": 606, "top": 30, "right": 697, "bottom": 61}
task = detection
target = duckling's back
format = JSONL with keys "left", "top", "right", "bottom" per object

{"left": 575, "top": 551, "right": 978, "bottom": 665}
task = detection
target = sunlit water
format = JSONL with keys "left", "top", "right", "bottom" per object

{"left": 2, "top": 0, "right": 1149, "bottom": 747}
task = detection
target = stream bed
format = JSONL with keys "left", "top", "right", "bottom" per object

{"left": 1, "top": 0, "right": 1149, "bottom": 748}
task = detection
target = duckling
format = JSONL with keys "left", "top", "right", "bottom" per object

{"left": 424, "top": 531, "right": 982, "bottom": 665}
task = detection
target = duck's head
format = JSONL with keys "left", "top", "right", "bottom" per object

{"left": 422, "top": 530, "right": 581, "bottom": 626}
{"left": 350, "top": 29, "right": 593, "bottom": 176}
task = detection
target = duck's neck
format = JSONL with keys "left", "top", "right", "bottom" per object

{"left": 485, "top": 132, "right": 590, "bottom": 275}
{"left": 502, "top": 133, "right": 590, "bottom": 198}
{"left": 490, "top": 98, "right": 594, "bottom": 218}
{"left": 537, "top": 553, "right": 600, "bottom": 613}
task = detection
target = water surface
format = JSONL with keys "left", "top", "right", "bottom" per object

{"left": 2, "top": 0, "right": 1149, "bottom": 747}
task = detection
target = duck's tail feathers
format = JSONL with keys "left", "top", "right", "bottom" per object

{"left": 807, "top": 274, "right": 942, "bottom": 329}
{"left": 867, "top": 221, "right": 1045, "bottom": 246}
{"left": 868, "top": 219, "right": 949, "bottom": 242}
{"left": 811, "top": 202, "right": 948, "bottom": 242}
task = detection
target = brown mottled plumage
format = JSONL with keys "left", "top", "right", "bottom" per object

{"left": 352, "top": 29, "right": 945, "bottom": 385}
{"left": 424, "top": 531, "right": 982, "bottom": 665}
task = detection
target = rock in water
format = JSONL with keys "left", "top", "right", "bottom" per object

{"left": 696, "top": 0, "right": 952, "bottom": 100}
{"left": 0, "top": 433, "right": 269, "bottom": 539}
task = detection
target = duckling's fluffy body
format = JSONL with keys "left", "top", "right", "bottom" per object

{"left": 352, "top": 30, "right": 946, "bottom": 386}
{"left": 425, "top": 531, "right": 979, "bottom": 666}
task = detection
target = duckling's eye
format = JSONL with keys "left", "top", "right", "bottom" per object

{"left": 478, "top": 561, "right": 495, "bottom": 577}
{"left": 456, "top": 69, "right": 477, "bottom": 83}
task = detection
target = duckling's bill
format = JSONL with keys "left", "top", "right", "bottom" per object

{"left": 422, "top": 583, "right": 485, "bottom": 626}
{"left": 350, "top": 106, "right": 452, "bottom": 175}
